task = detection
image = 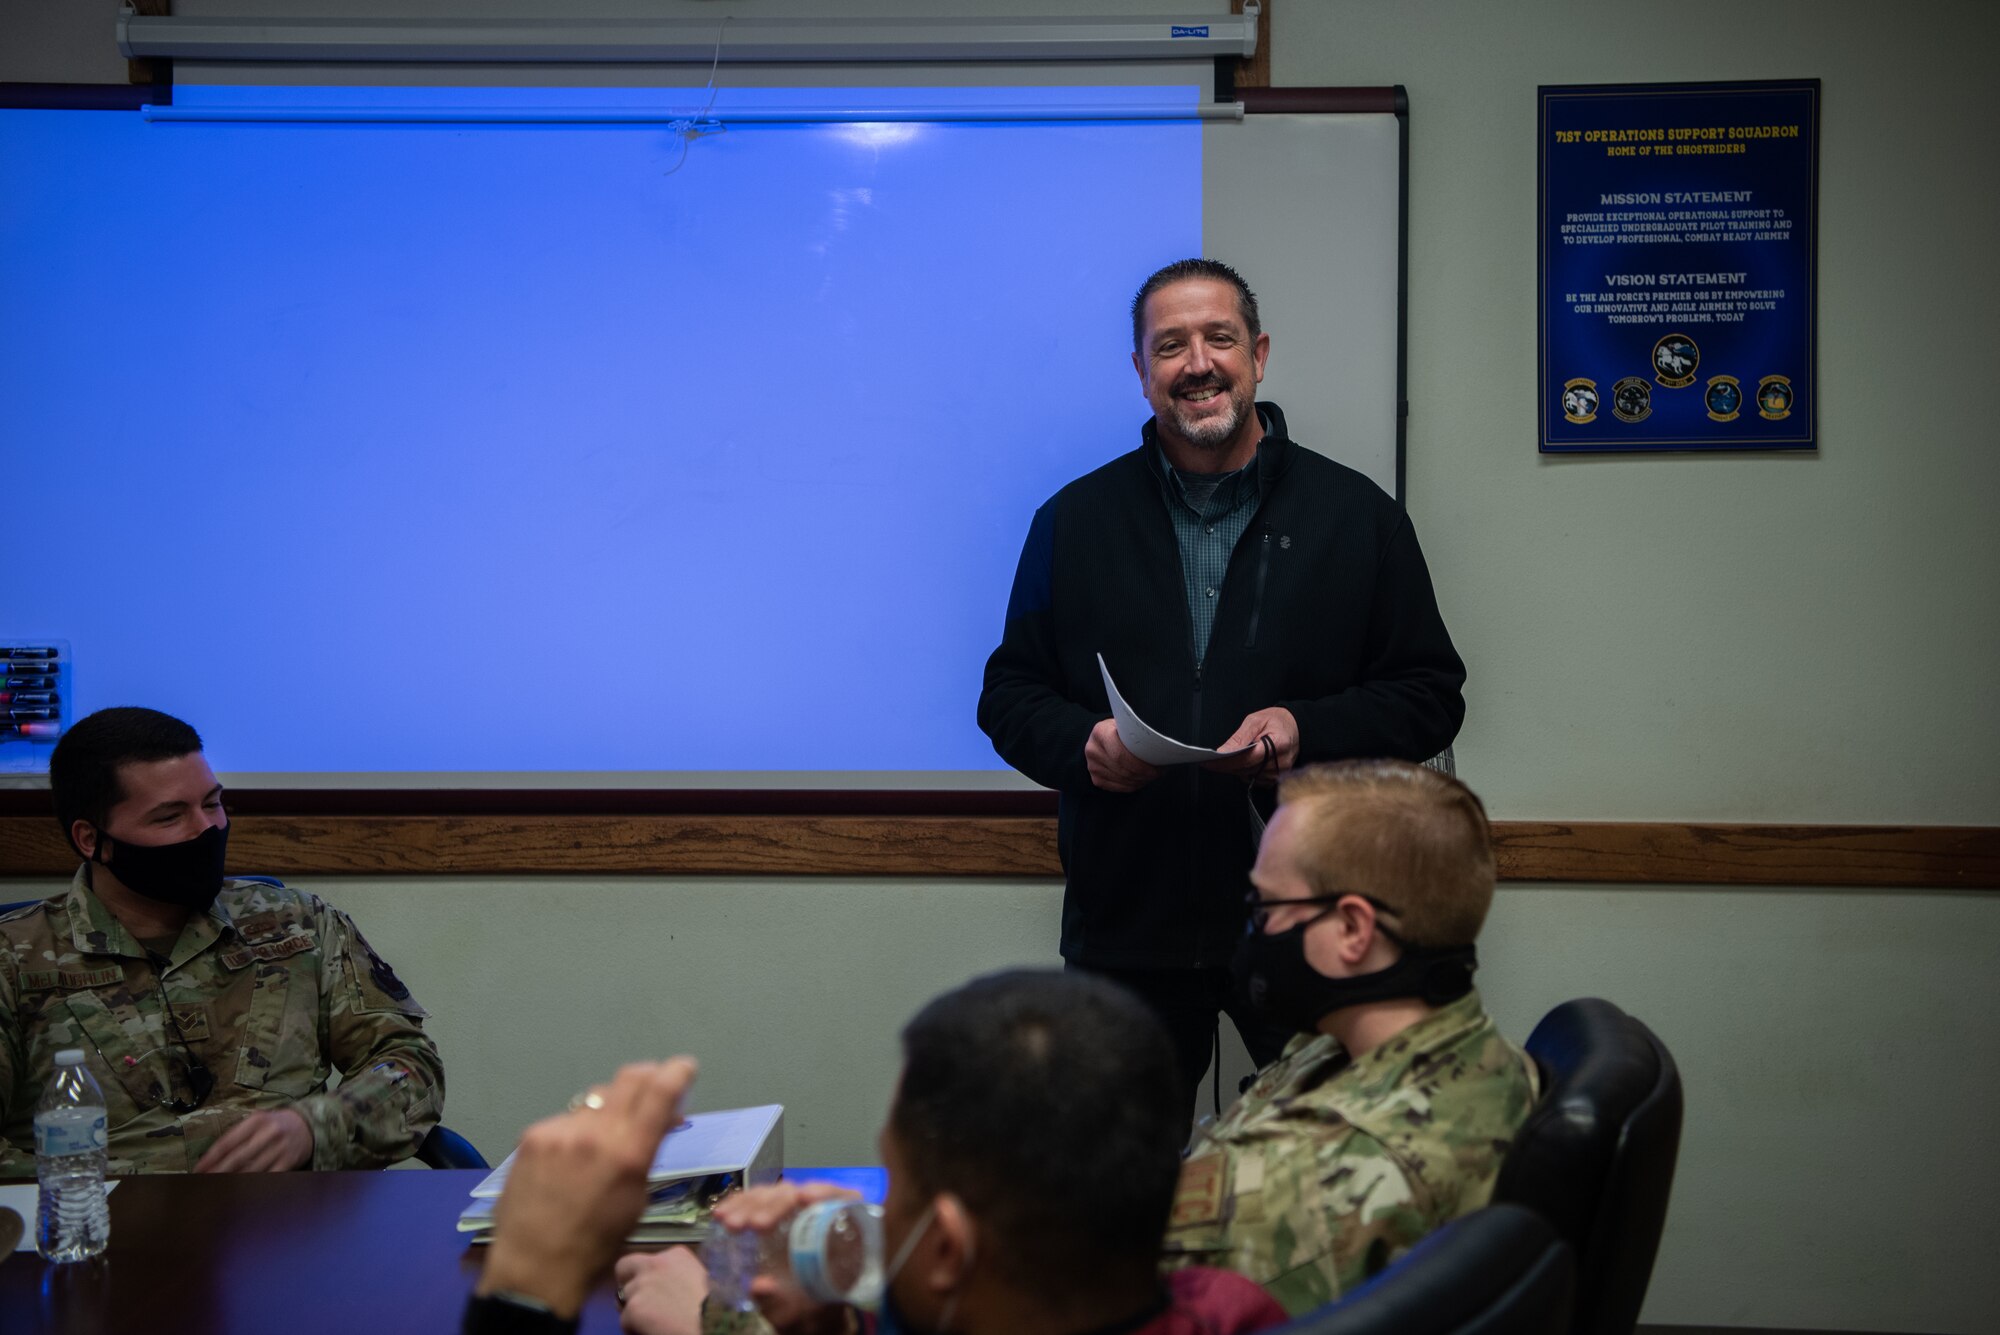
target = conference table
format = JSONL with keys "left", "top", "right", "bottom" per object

{"left": 2, "top": 1165, "right": 889, "bottom": 1335}
{"left": 3, "top": 1169, "right": 621, "bottom": 1335}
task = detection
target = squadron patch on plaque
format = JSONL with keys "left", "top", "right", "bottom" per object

{"left": 1561, "top": 379, "right": 1600, "bottom": 424}
{"left": 1704, "top": 375, "right": 1743, "bottom": 422}
{"left": 1652, "top": 334, "right": 1700, "bottom": 388}
{"left": 1757, "top": 375, "right": 1794, "bottom": 420}
{"left": 1611, "top": 376, "right": 1653, "bottom": 423}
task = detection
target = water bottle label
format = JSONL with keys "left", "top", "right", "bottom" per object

{"left": 788, "top": 1202, "right": 883, "bottom": 1305}
{"left": 790, "top": 1206, "right": 835, "bottom": 1299}
{"left": 34, "top": 1111, "right": 107, "bottom": 1158}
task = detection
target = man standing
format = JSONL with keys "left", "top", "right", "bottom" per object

{"left": 0, "top": 707, "right": 444, "bottom": 1174}
{"left": 978, "top": 259, "right": 1466, "bottom": 1118}
{"left": 1165, "top": 759, "right": 1538, "bottom": 1314}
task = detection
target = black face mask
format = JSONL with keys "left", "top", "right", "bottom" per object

{"left": 90, "top": 823, "right": 229, "bottom": 914}
{"left": 1231, "top": 915, "right": 1478, "bottom": 1036}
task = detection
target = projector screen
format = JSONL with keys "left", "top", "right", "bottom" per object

{"left": 0, "top": 82, "right": 1402, "bottom": 786}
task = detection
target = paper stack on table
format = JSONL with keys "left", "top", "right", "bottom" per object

{"left": 456, "top": 1174, "right": 717, "bottom": 1244}
{"left": 457, "top": 1103, "right": 783, "bottom": 1245}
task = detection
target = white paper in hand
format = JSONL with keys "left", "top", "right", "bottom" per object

{"left": 1097, "top": 653, "right": 1254, "bottom": 766}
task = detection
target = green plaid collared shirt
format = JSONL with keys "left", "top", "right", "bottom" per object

{"left": 1156, "top": 446, "right": 1262, "bottom": 667}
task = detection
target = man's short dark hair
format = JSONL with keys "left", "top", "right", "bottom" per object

{"left": 49, "top": 707, "right": 204, "bottom": 851}
{"left": 889, "top": 969, "right": 1183, "bottom": 1298}
{"left": 1131, "top": 258, "right": 1261, "bottom": 351}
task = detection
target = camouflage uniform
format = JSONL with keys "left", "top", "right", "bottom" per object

{"left": 0, "top": 867, "right": 444, "bottom": 1176}
{"left": 1160, "top": 990, "right": 1538, "bottom": 1315}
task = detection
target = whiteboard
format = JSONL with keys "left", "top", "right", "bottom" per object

{"left": 0, "top": 82, "right": 1403, "bottom": 787}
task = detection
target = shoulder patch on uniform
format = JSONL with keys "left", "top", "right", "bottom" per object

{"left": 366, "top": 945, "right": 411, "bottom": 1001}
{"left": 1171, "top": 1152, "right": 1228, "bottom": 1229}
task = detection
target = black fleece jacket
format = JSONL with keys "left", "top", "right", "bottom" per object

{"left": 977, "top": 404, "right": 1466, "bottom": 969}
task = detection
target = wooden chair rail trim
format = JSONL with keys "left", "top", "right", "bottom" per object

{"left": 2, "top": 813, "right": 1994, "bottom": 887}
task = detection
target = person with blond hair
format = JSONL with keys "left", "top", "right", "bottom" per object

{"left": 1161, "top": 758, "right": 1538, "bottom": 1316}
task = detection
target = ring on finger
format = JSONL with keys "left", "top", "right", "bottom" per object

{"left": 567, "top": 1089, "right": 607, "bottom": 1112}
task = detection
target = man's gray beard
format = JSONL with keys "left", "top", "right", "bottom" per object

{"left": 1171, "top": 395, "right": 1245, "bottom": 452}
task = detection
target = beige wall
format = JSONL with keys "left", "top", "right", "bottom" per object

{"left": 5, "top": 2, "right": 1998, "bottom": 1332}
{"left": 1280, "top": 1, "right": 2000, "bottom": 825}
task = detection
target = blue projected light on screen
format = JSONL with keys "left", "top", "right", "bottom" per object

{"left": 0, "top": 86, "right": 1202, "bottom": 775}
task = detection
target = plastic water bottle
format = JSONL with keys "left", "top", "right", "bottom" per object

{"left": 35, "top": 1049, "right": 110, "bottom": 1263}
{"left": 704, "top": 1198, "right": 884, "bottom": 1311}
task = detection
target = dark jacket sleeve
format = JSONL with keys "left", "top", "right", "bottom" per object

{"left": 1280, "top": 511, "right": 1466, "bottom": 764}
{"left": 461, "top": 1294, "right": 577, "bottom": 1335}
{"left": 977, "top": 502, "right": 1103, "bottom": 793}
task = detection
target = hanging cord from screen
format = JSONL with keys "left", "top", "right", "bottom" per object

{"left": 664, "top": 16, "right": 730, "bottom": 175}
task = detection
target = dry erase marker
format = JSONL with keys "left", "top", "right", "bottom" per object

{"left": 0, "top": 648, "right": 59, "bottom": 660}
{"left": 0, "top": 677, "right": 58, "bottom": 690}
{"left": 0, "top": 721, "right": 60, "bottom": 740}
{"left": 0, "top": 691, "right": 58, "bottom": 706}
{"left": 1, "top": 707, "right": 58, "bottom": 721}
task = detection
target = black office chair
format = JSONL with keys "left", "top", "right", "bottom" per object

{"left": 1493, "top": 999, "right": 1683, "bottom": 1335}
{"left": 416, "top": 1124, "right": 489, "bottom": 1170}
{"left": 1270, "top": 1203, "right": 1574, "bottom": 1335}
